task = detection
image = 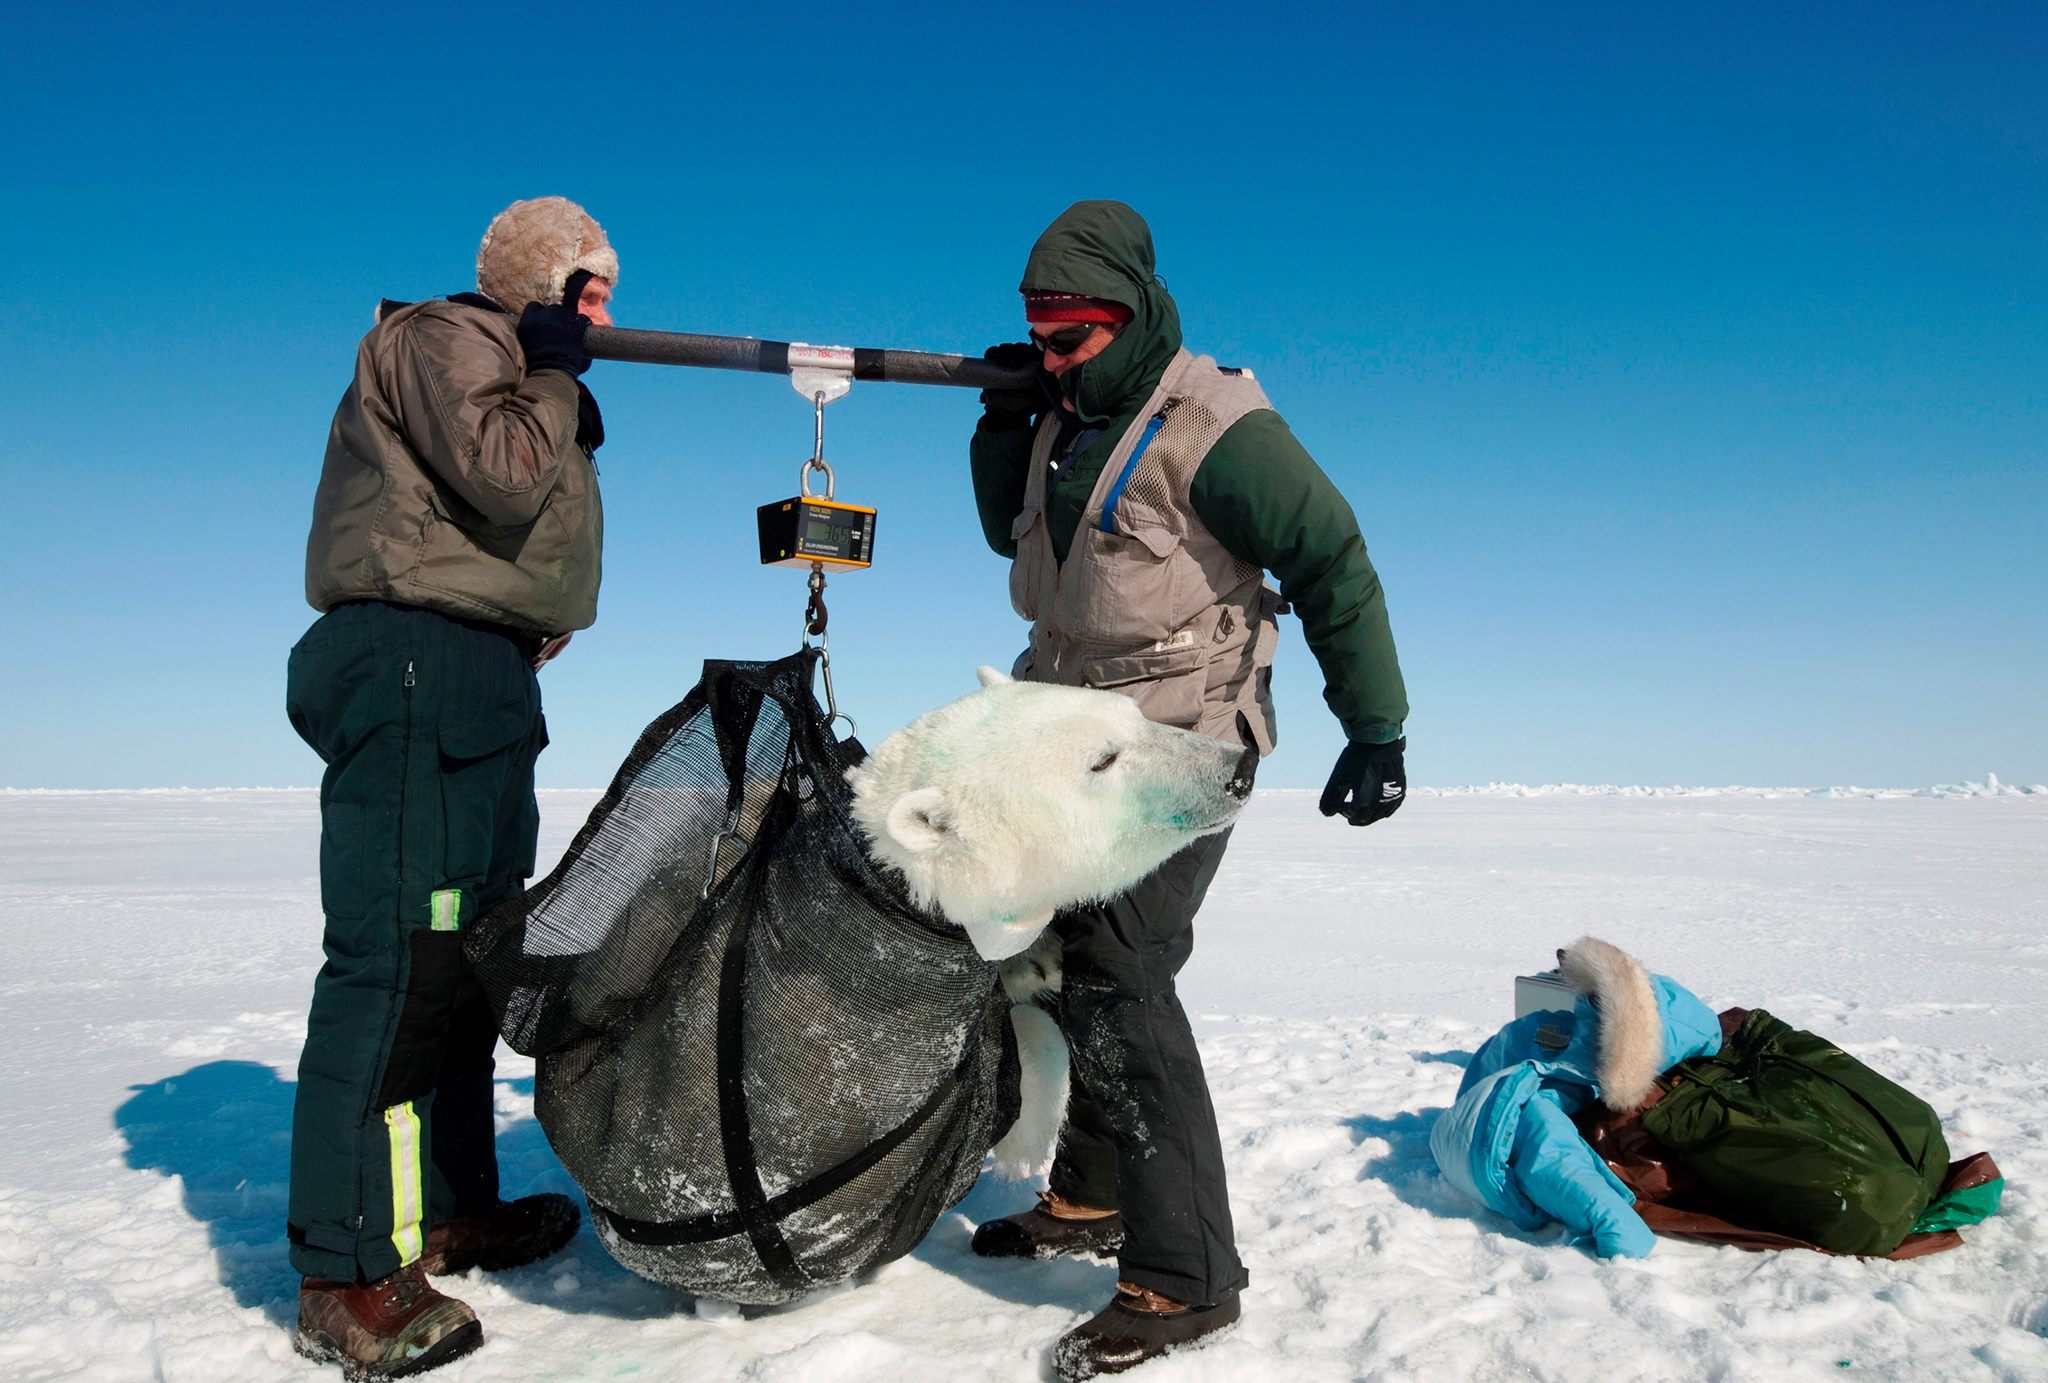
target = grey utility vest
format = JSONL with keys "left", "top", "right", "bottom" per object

{"left": 1009, "top": 349, "right": 1282, "bottom": 754}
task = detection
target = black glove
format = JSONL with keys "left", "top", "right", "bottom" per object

{"left": 1319, "top": 737, "right": 1407, "bottom": 826}
{"left": 978, "top": 341, "right": 1058, "bottom": 426}
{"left": 574, "top": 381, "right": 605, "bottom": 452}
{"left": 516, "top": 271, "right": 594, "bottom": 378}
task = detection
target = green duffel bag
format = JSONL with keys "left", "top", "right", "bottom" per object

{"left": 1641, "top": 1008, "right": 1950, "bottom": 1256}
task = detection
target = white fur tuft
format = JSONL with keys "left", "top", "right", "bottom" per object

{"left": 1558, "top": 936, "right": 1661, "bottom": 1111}
{"left": 999, "top": 931, "right": 1063, "bottom": 1005}
{"left": 992, "top": 935, "right": 1067, "bottom": 1176}
{"left": 975, "top": 664, "right": 1012, "bottom": 687}
{"left": 990, "top": 1002, "right": 1069, "bottom": 1178}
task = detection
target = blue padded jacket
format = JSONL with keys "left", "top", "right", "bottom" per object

{"left": 1429, "top": 976, "right": 1722, "bottom": 1257}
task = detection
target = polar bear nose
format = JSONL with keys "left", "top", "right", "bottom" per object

{"left": 1226, "top": 745, "right": 1259, "bottom": 800}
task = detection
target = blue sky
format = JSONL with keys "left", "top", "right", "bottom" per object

{"left": 3, "top": 2, "right": 2042, "bottom": 789}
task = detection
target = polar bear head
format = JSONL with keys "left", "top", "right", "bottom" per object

{"left": 846, "top": 667, "right": 1256, "bottom": 960}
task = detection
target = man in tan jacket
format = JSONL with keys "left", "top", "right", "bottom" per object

{"left": 286, "top": 197, "right": 616, "bottom": 1379}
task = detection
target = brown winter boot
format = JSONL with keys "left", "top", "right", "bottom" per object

{"left": 971, "top": 1188, "right": 1125, "bottom": 1260}
{"left": 1052, "top": 1280, "right": 1241, "bottom": 1379}
{"left": 294, "top": 1264, "right": 482, "bottom": 1380}
{"left": 418, "top": 1192, "right": 581, "bottom": 1276}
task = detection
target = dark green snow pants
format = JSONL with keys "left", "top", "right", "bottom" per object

{"left": 284, "top": 600, "right": 547, "bottom": 1283}
{"left": 1046, "top": 827, "right": 1248, "bottom": 1306}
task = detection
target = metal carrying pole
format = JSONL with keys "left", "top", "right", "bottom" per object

{"left": 592, "top": 325, "right": 982, "bottom": 744}
{"left": 585, "top": 326, "right": 1035, "bottom": 391}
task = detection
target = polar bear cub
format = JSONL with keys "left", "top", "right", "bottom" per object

{"left": 847, "top": 666, "right": 1257, "bottom": 962}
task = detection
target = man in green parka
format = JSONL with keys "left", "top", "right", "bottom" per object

{"left": 285, "top": 196, "right": 617, "bottom": 1379}
{"left": 968, "top": 200, "right": 1409, "bottom": 1380}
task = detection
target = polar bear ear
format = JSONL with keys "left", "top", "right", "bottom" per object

{"left": 975, "top": 665, "right": 1012, "bottom": 688}
{"left": 884, "top": 787, "right": 954, "bottom": 854}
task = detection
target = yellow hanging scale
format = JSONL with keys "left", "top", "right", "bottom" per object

{"left": 756, "top": 345, "right": 876, "bottom": 735}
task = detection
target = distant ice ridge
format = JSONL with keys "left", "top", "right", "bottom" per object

{"left": 1414, "top": 775, "right": 2045, "bottom": 799}
{"left": 4, "top": 777, "right": 2045, "bottom": 798}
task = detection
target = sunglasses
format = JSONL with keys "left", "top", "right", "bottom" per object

{"left": 1029, "top": 323, "right": 1104, "bottom": 355}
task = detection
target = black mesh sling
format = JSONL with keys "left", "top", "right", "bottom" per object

{"left": 466, "top": 651, "right": 1020, "bottom": 1304}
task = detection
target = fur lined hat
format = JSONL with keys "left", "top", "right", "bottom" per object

{"left": 476, "top": 196, "right": 619, "bottom": 310}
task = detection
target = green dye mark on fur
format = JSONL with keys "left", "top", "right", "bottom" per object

{"left": 1128, "top": 783, "right": 1181, "bottom": 832}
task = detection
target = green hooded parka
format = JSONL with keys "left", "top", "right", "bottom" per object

{"left": 970, "top": 201, "right": 1406, "bottom": 744}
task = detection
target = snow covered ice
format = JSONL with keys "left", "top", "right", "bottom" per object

{"left": 2, "top": 785, "right": 2044, "bottom": 1381}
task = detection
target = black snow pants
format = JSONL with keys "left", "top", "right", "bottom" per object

{"left": 1046, "top": 828, "right": 1247, "bottom": 1306}
{"left": 284, "top": 600, "right": 547, "bottom": 1283}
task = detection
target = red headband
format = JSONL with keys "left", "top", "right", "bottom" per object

{"left": 1023, "top": 293, "right": 1135, "bottom": 326}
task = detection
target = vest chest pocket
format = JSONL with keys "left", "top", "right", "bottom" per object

{"left": 1071, "top": 636, "right": 1211, "bottom": 730}
{"left": 1008, "top": 507, "right": 1045, "bottom": 620}
{"left": 1069, "top": 518, "right": 1186, "bottom": 646}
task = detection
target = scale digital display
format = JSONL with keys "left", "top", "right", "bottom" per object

{"left": 802, "top": 510, "right": 861, "bottom": 552}
{"left": 758, "top": 496, "right": 876, "bottom": 569}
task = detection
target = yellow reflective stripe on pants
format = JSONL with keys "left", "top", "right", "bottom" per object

{"left": 384, "top": 1101, "right": 426, "bottom": 1265}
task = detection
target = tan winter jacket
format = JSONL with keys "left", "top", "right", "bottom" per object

{"left": 304, "top": 298, "right": 603, "bottom": 634}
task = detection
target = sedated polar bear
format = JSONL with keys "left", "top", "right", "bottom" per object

{"left": 471, "top": 656, "right": 1256, "bottom": 1304}
{"left": 848, "top": 665, "right": 1258, "bottom": 963}
{"left": 848, "top": 665, "right": 1257, "bottom": 1183}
